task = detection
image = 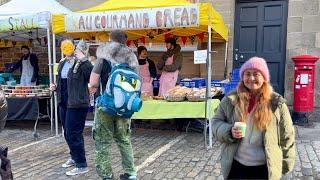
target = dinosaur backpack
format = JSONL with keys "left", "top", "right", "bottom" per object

{"left": 96, "top": 62, "right": 142, "bottom": 118}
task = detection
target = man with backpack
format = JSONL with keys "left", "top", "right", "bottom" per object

{"left": 89, "top": 30, "right": 140, "bottom": 180}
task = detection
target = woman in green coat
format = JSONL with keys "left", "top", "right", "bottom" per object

{"left": 212, "top": 57, "right": 295, "bottom": 179}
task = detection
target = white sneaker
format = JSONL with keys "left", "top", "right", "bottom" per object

{"left": 61, "top": 159, "right": 75, "bottom": 168}
{"left": 66, "top": 167, "right": 89, "bottom": 176}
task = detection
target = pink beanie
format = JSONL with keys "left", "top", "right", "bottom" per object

{"left": 240, "top": 57, "right": 270, "bottom": 82}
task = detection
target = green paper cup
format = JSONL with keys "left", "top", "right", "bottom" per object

{"left": 234, "top": 122, "right": 247, "bottom": 137}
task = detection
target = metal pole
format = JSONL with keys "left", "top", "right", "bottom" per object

{"left": 206, "top": 25, "right": 213, "bottom": 149}
{"left": 52, "top": 33, "right": 59, "bottom": 136}
{"left": 224, "top": 42, "right": 228, "bottom": 79}
{"left": 46, "top": 27, "right": 54, "bottom": 135}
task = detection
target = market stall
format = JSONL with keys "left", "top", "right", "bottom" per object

{"left": 51, "top": 0, "right": 228, "bottom": 148}
{"left": 0, "top": 0, "right": 72, "bottom": 137}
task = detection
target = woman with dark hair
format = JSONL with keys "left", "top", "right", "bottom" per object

{"left": 9, "top": 45, "right": 39, "bottom": 85}
{"left": 137, "top": 46, "right": 157, "bottom": 96}
{"left": 157, "top": 37, "right": 183, "bottom": 96}
{"left": 212, "top": 57, "right": 295, "bottom": 179}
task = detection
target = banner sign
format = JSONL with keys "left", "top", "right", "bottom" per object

{"left": 0, "top": 12, "right": 49, "bottom": 33}
{"left": 65, "top": 5, "right": 199, "bottom": 32}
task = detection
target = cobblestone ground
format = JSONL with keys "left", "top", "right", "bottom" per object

{"left": 0, "top": 121, "right": 52, "bottom": 150}
{"left": 1, "top": 121, "right": 320, "bottom": 179}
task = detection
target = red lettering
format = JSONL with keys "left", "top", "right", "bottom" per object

{"left": 174, "top": 8, "right": 181, "bottom": 26}
{"left": 143, "top": 13, "right": 149, "bottom": 28}
{"left": 101, "top": 16, "right": 106, "bottom": 29}
{"left": 181, "top": 8, "right": 189, "bottom": 26}
{"left": 128, "top": 14, "right": 135, "bottom": 28}
{"left": 190, "top": 8, "right": 198, "bottom": 25}
{"left": 164, "top": 9, "right": 174, "bottom": 27}
{"left": 95, "top": 16, "right": 101, "bottom": 29}
{"left": 156, "top": 11, "right": 163, "bottom": 27}
{"left": 79, "top": 16, "right": 85, "bottom": 30}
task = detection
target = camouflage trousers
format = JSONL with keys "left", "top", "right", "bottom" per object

{"left": 92, "top": 108, "right": 136, "bottom": 178}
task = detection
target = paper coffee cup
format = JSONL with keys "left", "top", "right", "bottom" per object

{"left": 234, "top": 122, "right": 247, "bottom": 137}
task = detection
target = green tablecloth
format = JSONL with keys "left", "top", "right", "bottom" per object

{"left": 132, "top": 99, "right": 220, "bottom": 120}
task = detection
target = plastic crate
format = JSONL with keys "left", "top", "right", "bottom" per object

{"left": 231, "top": 68, "right": 240, "bottom": 81}
{"left": 192, "top": 78, "right": 206, "bottom": 88}
{"left": 211, "top": 80, "right": 227, "bottom": 88}
{"left": 224, "top": 81, "right": 239, "bottom": 95}
{"left": 179, "top": 79, "right": 193, "bottom": 88}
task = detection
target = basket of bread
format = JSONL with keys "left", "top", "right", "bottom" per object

{"left": 186, "top": 87, "right": 223, "bottom": 102}
{"left": 186, "top": 88, "right": 206, "bottom": 102}
{"left": 163, "top": 86, "right": 192, "bottom": 102}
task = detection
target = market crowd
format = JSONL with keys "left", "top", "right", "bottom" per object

{"left": 0, "top": 30, "right": 295, "bottom": 180}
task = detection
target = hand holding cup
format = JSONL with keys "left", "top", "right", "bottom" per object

{"left": 232, "top": 122, "right": 246, "bottom": 139}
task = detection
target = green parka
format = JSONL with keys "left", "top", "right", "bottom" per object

{"left": 212, "top": 91, "right": 295, "bottom": 180}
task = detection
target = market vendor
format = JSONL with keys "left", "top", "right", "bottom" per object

{"left": 137, "top": 46, "right": 157, "bottom": 96}
{"left": 8, "top": 45, "right": 39, "bottom": 86}
{"left": 157, "top": 37, "right": 183, "bottom": 96}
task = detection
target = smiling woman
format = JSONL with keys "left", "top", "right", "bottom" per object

{"left": 212, "top": 56, "right": 296, "bottom": 180}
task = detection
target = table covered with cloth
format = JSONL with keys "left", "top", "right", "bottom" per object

{"left": 6, "top": 97, "right": 50, "bottom": 121}
{"left": 132, "top": 99, "right": 220, "bottom": 120}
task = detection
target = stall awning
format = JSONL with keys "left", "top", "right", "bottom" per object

{"left": 52, "top": 0, "right": 228, "bottom": 42}
{"left": 0, "top": 0, "right": 72, "bottom": 41}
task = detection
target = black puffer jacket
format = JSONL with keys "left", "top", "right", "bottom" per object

{"left": 57, "top": 58, "right": 93, "bottom": 109}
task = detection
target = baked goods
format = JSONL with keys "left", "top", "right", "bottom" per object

{"left": 164, "top": 86, "right": 192, "bottom": 102}
{"left": 141, "top": 92, "right": 153, "bottom": 101}
{"left": 153, "top": 96, "right": 164, "bottom": 100}
{"left": 186, "top": 87, "right": 223, "bottom": 101}
{"left": 2, "top": 85, "right": 50, "bottom": 98}
{"left": 186, "top": 88, "right": 206, "bottom": 101}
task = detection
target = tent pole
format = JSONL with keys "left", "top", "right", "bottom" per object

{"left": 224, "top": 42, "right": 228, "bottom": 79}
{"left": 206, "top": 25, "right": 213, "bottom": 149}
{"left": 52, "top": 33, "right": 59, "bottom": 136}
{"left": 46, "top": 27, "right": 54, "bottom": 135}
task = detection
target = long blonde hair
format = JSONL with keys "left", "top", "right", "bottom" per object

{"left": 235, "top": 81, "right": 273, "bottom": 130}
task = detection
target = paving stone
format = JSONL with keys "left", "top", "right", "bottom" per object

{"left": 302, "top": 167, "right": 314, "bottom": 176}
{"left": 186, "top": 171, "right": 198, "bottom": 178}
{"left": 294, "top": 171, "right": 303, "bottom": 177}
{"left": 206, "top": 176, "right": 215, "bottom": 180}
{"left": 302, "top": 176, "right": 314, "bottom": 180}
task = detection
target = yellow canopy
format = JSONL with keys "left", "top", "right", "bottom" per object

{"left": 52, "top": 0, "right": 228, "bottom": 42}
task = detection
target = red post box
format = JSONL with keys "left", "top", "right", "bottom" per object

{"left": 292, "top": 55, "right": 319, "bottom": 125}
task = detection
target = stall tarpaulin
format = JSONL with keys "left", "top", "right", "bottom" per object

{"left": 52, "top": 1, "right": 228, "bottom": 42}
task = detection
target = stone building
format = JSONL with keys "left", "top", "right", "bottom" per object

{"left": 0, "top": 0, "right": 319, "bottom": 107}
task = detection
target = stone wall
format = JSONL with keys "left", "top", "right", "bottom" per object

{"left": 0, "top": 44, "right": 50, "bottom": 75}
{"left": 205, "top": 0, "right": 235, "bottom": 78}
{"left": 285, "top": 0, "right": 320, "bottom": 107}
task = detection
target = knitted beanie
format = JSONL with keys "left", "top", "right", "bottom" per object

{"left": 75, "top": 40, "right": 89, "bottom": 56}
{"left": 240, "top": 57, "right": 270, "bottom": 82}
